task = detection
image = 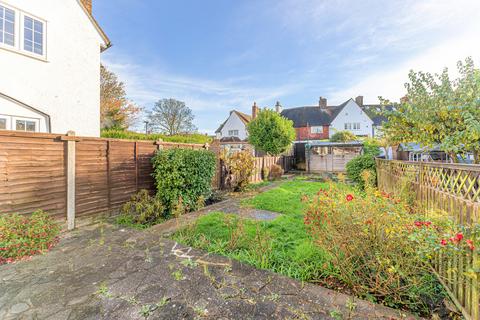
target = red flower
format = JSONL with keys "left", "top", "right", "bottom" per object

{"left": 466, "top": 240, "right": 475, "bottom": 251}
{"left": 424, "top": 221, "right": 432, "bottom": 227}
{"left": 414, "top": 221, "right": 423, "bottom": 227}
{"left": 346, "top": 194, "right": 354, "bottom": 202}
{"left": 455, "top": 233, "right": 464, "bottom": 242}
{"left": 440, "top": 239, "right": 447, "bottom": 246}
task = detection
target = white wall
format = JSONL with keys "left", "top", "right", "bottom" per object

{"left": 0, "top": 95, "right": 49, "bottom": 131}
{"left": 219, "top": 112, "right": 248, "bottom": 140}
{"left": 330, "top": 99, "right": 373, "bottom": 138}
{"left": 0, "top": 0, "right": 105, "bottom": 136}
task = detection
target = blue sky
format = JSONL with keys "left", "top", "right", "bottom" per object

{"left": 95, "top": 0, "right": 480, "bottom": 134}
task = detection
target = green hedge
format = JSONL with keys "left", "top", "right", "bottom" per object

{"left": 152, "top": 148, "right": 217, "bottom": 214}
{"left": 101, "top": 129, "right": 212, "bottom": 144}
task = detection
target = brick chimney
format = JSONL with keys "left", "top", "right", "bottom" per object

{"left": 252, "top": 102, "right": 259, "bottom": 119}
{"left": 318, "top": 97, "right": 327, "bottom": 108}
{"left": 355, "top": 95, "right": 364, "bottom": 106}
{"left": 275, "top": 101, "right": 282, "bottom": 113}
{"left": 81, "top": 0, "right": 92, "bottom": 14}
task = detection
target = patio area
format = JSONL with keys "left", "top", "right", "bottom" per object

{"left": 0, "top": 222, "right": 412, "bottom": 320}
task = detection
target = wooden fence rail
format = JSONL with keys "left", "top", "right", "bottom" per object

{"left": 376, "top": 159, "right": 480, "bottom": 320}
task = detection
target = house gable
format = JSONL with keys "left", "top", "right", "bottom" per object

{"left": 329, "top": 99, "right": 374, "bottom": 137}
{"left": 216, "top": 111, "right": 249, "bottom": 141}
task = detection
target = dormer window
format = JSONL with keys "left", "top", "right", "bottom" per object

{"left": 0, "top": 3, "right": 46, "bottom": 60}
{"left": 0, "top": 5, "right": 15, "bottom": 46}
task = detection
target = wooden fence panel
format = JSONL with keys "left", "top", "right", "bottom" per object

{"left": 0, "top": 131, "right": 206, "bottom": 225}
{"left": 376, "top": 159, "right": 480, "bottom": 320}
{"left": 0, "top": 133, "right": 67, "bottom": 219}
{"left": 76, "top": 139, "right": 109, "bottom": 217}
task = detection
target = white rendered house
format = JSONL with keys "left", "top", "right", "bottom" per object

{"left": 0, "top": 0, "right": 110, "bottom": 136}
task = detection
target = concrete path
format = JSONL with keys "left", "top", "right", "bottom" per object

{"left": 0, "top": 224, "right": 416, "bottom": 320}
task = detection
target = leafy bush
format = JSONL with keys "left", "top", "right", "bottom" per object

{"left": 269, "top": 164, "right": 283, "bottom": 180}
{"left": 362, "top": 138, "right": 381, "bottom": 156}
{"left": 152, "top": 148, "right": 216, "bottom": 214}
{"left": 329, "top": 130, "right": 357, "bottom": 142}
{"left": 221, "top": 150, "right": 256, "bottom": 191}
{"left": 117, "top": 190, "right": 165, "bottom": 228}
{"left": 346, "top": 154, "right": 376, "bottom": 189}
{"left": 101, "top": 129, "right": 212, "bottom": 144}
{"left": 304, "top": 185, "right": 445, "bottom": 314}
{"left": 247, "top": 109, "right": 296, "bottom": 156}
{"left": 0, "top": 211, "right": 60, "bottom": 264}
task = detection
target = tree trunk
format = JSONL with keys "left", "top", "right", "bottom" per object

{"left": 473, "top": 150, "right": 479, "bottom": 164}
{"left": 449, "top": 152, "right": 458, "bottom": 163}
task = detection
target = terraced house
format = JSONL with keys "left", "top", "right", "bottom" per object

{"left": 281, "top": 96, "right": 388, "bottom": 141}
{"left": 0, "top": 0, "right": 110, "bottom": 136}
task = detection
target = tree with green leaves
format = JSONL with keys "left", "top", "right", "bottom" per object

{"left": 329, "top": 130, "right": 357, "bottom": 143}
{"left": 381, "top": 57, "right": 480, "bottom": 163}
{"left": 247, "top": 109, "right": 296, "bottom": 156}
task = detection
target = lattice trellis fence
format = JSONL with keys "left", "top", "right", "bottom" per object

{"left": 376, "top": 159, "right": 480, "bottom": 320}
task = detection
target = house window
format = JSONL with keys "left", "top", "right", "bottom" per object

{"left": 16, "top": 119, "right": 36, "bottom": 132}
{"left": 0, "top": 118, "right": 6, "bottom": 130}
{"left": 228, "top": 130, "right": 239, "bottom": 136}
{"left": 353, "top": 123, "right": 361, "bottom": 130}
{"left": 0, "top": 5, "right": 46, "bottom": 59}
{"left": 24, "top": 16, "right": 43, "bottom": 55}
{"left": 311, "top": 126, "right": 323, "bottom": 134}
{"left": 344, "top": 123, "right": 352, "bottom": 130}
{"left": 0, "top": 5, "right": 15, "bottom": 46}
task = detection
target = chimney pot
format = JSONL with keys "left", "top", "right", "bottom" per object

{"left": 252, "top": 102, "right": 259, "bottom": 119}
{"left": 275, "top": 101, "right": 282, "bottom": 113}
{"left": 319, "top": 97, "right": 327, "bottom": 108}
{"left": 355, "top": 95, "right": 364, "bottom": 106}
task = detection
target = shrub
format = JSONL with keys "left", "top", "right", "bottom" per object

{"left": 152, "top": 148, "right": 216, "bottom": 214}
{"left": 221, "top": 150, "right": 256, "bottom": 191}
{"left": 362, "top": 138, "right": 381, "bottom": 156}
{"left": 269, "top": 164, "right": 283, "bottom": 180}
{"left": 101, "top": 129, "right": 212, "bottom": 144}
{"left": 304, "top": 185, "right": 445, "bottom": 315}
{"left": 329, "top": 130, "right": 357, "bottom": 142}
{"left": 0, "top": 211, "right": 60, "bottom": 264}
{"left": 247, "top": 109, "right": 296, "bottom": 156}
{"left": 346, "top": 154, "right": 376, "bottom": 189}
{"left": 118, "top": 190, "right": 165, "bottom": 228}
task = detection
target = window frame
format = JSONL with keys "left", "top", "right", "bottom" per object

{"left": 12, "top": 116, "right": 39, "bottom": 132}
{"left": 21, "top": 13, "right": 46, "bottom": 57}
{"left": 310, "top": 126, "right": 323, "bottom": 134}
{"left": 0, "top": 2, "right": 47, "bottom": 61}
{"left": 228, "top": 129, "right": 239, "bottom": 136}
{"left": 0, "top": 117, "right": 7, "bottom": 130}
{"left": 0, "top": 3, "right": 16, "bottom": 48}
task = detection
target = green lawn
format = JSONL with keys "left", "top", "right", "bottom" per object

{"left": 173, "top": 180, "right": 337, "bottom": 281}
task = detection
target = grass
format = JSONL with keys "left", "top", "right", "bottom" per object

{"left": 173, "top": 180, "right": 338, "bottom": 281}
{"left": 172, "top": 180, "right": 447, "bottom": 316}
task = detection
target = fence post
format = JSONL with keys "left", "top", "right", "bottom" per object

{"left": 66, "top": 131, "right": 76, "bottom": 230}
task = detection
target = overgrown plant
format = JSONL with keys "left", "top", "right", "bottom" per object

{"left": 304, "top": 184, "right": 445, "bottom": 314}
{"left": 221, "top": 150, "right": 256, "bottom": 192}
{"left": 269, "top": 164, "right": 283, "bottom": 180}
{"left": 118, "top": 190, "right": 165, "bottom": 228}
{"left": 346, "top": 156, "right": 376, "bottom": 190}
{"left": 0, "top": 210, "right": 60, "bottom": 264}
{"left": 152, "top": 148, "right": 216, "bottom": 214}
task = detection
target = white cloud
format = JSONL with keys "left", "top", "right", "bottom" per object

{"left": 102, "top": 53, "right": 300, "bottom": 133}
